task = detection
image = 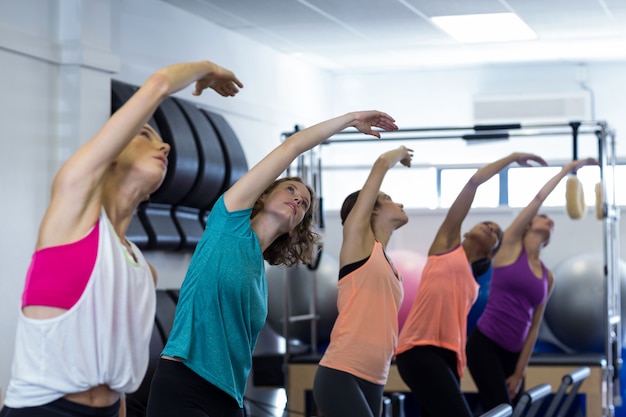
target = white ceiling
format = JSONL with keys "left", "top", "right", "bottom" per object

{"left": 163, "top": 0, "right": 626, "bottom": 73}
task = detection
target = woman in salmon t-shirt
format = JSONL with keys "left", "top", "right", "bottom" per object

{"left": 395, "top": 153, "right": 546, "bottom": 417}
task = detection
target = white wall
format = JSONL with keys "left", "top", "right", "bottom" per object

{"left": 0, "top": 0, "right": 625, "bottom": 405}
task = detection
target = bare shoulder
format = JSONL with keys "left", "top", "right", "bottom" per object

{"left": 148, "top": 262, "right": 158, "bottom": 285}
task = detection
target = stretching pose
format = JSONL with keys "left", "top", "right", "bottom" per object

{"left": 0, "top": 60, "right": 242, "bottom": 417}
{"left": 146, "top": 111, "right": 398, "bottom": 417}
{"left": 466, "top": 158, "right": 597, "bottom": 411}
{"left": 395, "top": 152, "right": 546, "bottom": 417}
{"left": 313, "top": 146, "right": 413, "bottom": 417}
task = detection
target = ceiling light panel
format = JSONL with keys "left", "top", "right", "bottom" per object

{"left": 431, "top": 13, "right": 537, "bottom": 43}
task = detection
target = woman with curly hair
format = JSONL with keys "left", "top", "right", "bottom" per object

{"left": 146, "top": 110, "right": 399, "bottom": 417}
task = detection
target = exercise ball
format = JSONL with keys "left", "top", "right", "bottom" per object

{"left": 265, "top": 253, "right": 339, "bottom": 346}
{"left": 387, "top": 249, "right": 427, "bottom": 332}
{"left": 543, "top": 252, "right": 626, "bottom": 353}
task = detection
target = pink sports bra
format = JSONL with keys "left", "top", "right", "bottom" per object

{"left": 21, "top": 222, "right": 99, "bottom": 310}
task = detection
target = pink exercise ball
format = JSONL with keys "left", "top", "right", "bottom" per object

{"left": 387, "top": 249, "right": 427, "bottom": 332}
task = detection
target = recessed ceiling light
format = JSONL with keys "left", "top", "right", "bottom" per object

{"left": 431, "top": 13, "right": 537, "bottom": 43}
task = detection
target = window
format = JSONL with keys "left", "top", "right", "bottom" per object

{"left": 439, "top": 168, "right": 500, "bottom": 208}
{"left": 382, "top": 167, "right": 438, "bottom": 209}
{"left": 508, "top": 165, "right": 601, "bottom": 207}
{"left": 508, "top": 166, "right": 562, "bottom": 207}
{"left": 321, "top": 167, "right": 437, "bottom": 210}
{"left": 320, "top": 160, "right": 622, "bottom": 211}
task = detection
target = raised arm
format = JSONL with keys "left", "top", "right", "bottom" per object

{"left": 224, "top": 111, "right": 398, "bottom": 212}
{"left": 429, "top": 152, "right": 547, "bottom": 255}
{"left": 41, "top": 61, "right": 243, "bottom": 246}
{"left": 497, "top": 157, "right": 597, "bottom": 252}
{"left": 341, "top": 146, "right": 412, "bottom": 264}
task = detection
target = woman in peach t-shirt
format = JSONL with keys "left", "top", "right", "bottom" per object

{"left": 313, "top": 146, "right": 412, "bottom": 417}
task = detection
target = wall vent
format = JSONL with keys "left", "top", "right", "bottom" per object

{"left": 472, "top": 93, "right": 590, "bottom": 124}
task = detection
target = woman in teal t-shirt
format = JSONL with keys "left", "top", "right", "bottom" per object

{"left": 147, "top": 110, "right": 399, "bottom": 417}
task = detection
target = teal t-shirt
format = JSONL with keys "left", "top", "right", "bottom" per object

{"left": 162, "top": 195, "right": 268, "bottom": 407}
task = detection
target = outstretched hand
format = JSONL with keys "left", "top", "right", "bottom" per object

{"left": 353, "top": 111, "right": 398, "bottom": 138}
{"left": 381, "top": 145, "right": 413, "bottom": 169}
{"left": 399, "top": 146, "right": 413, "bottom": 167}
{"left": 565, "top": 157, "right": 599, "bottom": 172}
{"left": 513, "top": 152, "right": 548, "bottom": 167}
{"left": 193, "top": 64, "right": 244, "bottom": 97}
{"left": 396, "top": 146, "right": 413, "bottom": 167}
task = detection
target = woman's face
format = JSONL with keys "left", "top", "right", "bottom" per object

{"left": 469, "top": 221, "right": 502, "bottom": 253}
{"left": 374, "top": 192, "right": 408, "bottom": 228}
{"left": 263, "top": 180, "right": 312, "bottom": 232}
{"left": 117, "top": 124, "right": 170, "bottom": 193}
{"left": 531, "top": 214, "right": 555, "bottom": 245}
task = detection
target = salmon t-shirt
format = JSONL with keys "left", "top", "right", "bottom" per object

{"left": 396, "top": 245, "right": 478, "bottom": 377}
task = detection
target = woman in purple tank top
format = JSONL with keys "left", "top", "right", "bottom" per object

{"left": 466, "top": 157, "right": 598, "bottom": 412}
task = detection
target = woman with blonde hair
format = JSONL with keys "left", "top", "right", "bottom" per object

{"left": 1, "top": 60, "right": 243, "bottom": 417}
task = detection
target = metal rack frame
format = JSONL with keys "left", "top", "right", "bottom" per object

{"left": 279, "top": 120, "right": 620, "bottom": 416}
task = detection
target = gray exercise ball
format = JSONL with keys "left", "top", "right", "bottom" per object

{"left": 265, "top": 253, "right": 339, "bottom": 346}
{"left": 543, "top": 252, "right": 626, "bottom": 353}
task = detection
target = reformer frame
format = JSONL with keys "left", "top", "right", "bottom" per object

{"left": 280, "top": 120, "right": 620, "bottom": 416}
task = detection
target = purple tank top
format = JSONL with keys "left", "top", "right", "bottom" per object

{"left": 477, "top": 248, "right": 548, "bottom": 352}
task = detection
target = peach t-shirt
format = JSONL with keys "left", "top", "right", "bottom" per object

{"left": 319, "top": 241, "right": 403, "bottom": 385}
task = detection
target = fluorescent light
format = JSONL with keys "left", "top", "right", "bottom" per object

{"left": 431, "top": 13, "right": 537, "bottom": 43}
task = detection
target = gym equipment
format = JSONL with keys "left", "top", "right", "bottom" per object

{"left": 305, "top": 119, "right": 620, "bottom": 416}
{"left": 386, "top": 248, "right": 427, "bottom": 332}
{"left": 111, "top": 80, "right": 248, "bottom": 251}
{"left": 543, "top": 366, "right": 591, "bottom": 417}
{"left": 543, "top": 253, "right": 626, "bottom": 353}
{"left": 265, "top": 253, "right": 339, "bottom": 346}
{"left": 565, "top": 122, "right": 587, "bottom": 219}
{"left": 480, "top": 404, "right": 513, "bottom": 417}
{"left": 511, "top": 383, "right": 552, "bottom": 417}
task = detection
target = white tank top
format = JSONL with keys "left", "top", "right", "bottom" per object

{"left": 5, "top": 209, "right": 156, "bottom": 407}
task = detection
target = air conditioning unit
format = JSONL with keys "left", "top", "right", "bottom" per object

{"left": 472, "top": 92, "right": 590, "bottom": 124}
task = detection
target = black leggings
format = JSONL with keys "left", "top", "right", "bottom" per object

{"left": 146, "top": 358, "right": 243, "bottom": 417}
{"left": 0, "top": 398, "right": 119, "bottom": 417}
{"left": 466, "top": 327, "right": 523, "bottom": 411}
{"left": 313, "top": 365, "right": 385, "bottom": 417}
{"left": 396, "top": 345, "right": 472, "bottom": 417}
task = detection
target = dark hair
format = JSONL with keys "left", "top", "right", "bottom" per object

{"left": 471, "top": 222, "right": 504, "bottom": 278}
{"left": 471, "top": 258, "right": 492, "bottom": 278}
{"left": 251, "top": 177, "right": 320, "bottom": 267}
{"left": 491, "top": 225, "right": 504, "bottom": 255}
{"left": 340, "top": 190, "right": 381, "bottom": 225}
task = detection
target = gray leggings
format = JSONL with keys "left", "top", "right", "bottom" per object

{"left": 313, "top": 365, "right": 384, "bottom": 417}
